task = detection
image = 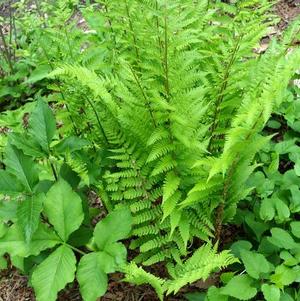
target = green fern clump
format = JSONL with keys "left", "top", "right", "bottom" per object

{"left": 41, "top": 0, "right": 300, "bottom": 296}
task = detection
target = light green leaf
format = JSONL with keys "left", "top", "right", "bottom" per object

{"left": 54, "top": 136, "right": 89, "bottom": 154}
{"left": 24, "top": 64, "right": 52, "bottom": 84}
{"left": 44, "top": 179, "right": 84, "bottom": 241}
{"left": 4, "top": 143, "right": 38, "bottom": 192}
{"left": 261, "top": 284, "right": 280, "bottom": 301}
{"left": 104, "top": 242, "right": 127, "bottom": 267}
{"left": 94, "top": 207, "right": 131, "bottom": 250}
{"left": 9, "top": 133, "right": 45, "bottom": 158}
{"left": 206, "top": 286, "right": 228, "bottom": 301}
{"left": 77, "top": 252, "right": 109, "bottom": 301}
{"left": 0, "top": 170, "right": 23, "bottom": 194}
{"left": 0, "top": 255, "right": 7, "bottom": 270}
{"left": 29, "top": 99, "right": 56, "bottom": 153}
{"left": 17, "top": 193, "right": 44, "bottom": 242}
{"left": 290, "top": 221, "right": 300, "bottom": 238}
{"left": 268, "top": 228, "right": 297, "bottom": 250}
{"left": 221, "top": 275, "right": 257, "bottom": 300}
{"left": 260, "top": 198, "right": 275, "bottom": 221}
{"left": 270, "top": 264, "right": 297, "bottom": 289}
{"left": 240, "top": 250, "right": 270, "bottom": 279}
{"left": 32, "top": 245, "right": 76, "bottom": 301}
{"left": 0, "top": 224, "right": 61, "bottom": 257}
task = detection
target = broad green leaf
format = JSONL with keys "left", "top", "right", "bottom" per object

{"left": 32, "top": 245, "right": 76, "bottom": 301}
{"left": 290, "top": 221, "right": 300, "bottom": 238}
{"left": 0, "top": 225, "right": 27, "bottom": 256}
{"left": 94, "top": 207, "right": 132, "bottom": 250}
{"left": 206, "top": 286, "right": 228, "bottom": 301}
{"left": 240, "top": 250, "right": 270, "bottom": 279}
{"left": 221, "top": 275, "right": 257, "bottom": 300}
{"left": 260, "top": 198, "right": 275, "bottom": 221}
{"left": 245, "top": 213, "right": 269, "bottom": 240}
{"left": 4, "top": 143, "right": 38, "bottom": 192}
{"left": 44, "top": 179, "right": 84, "bottom": 241}
{"left": 270, "top": 264, "right": 297, "bottom": 288}
{"left": 274, "top": 198, "right": 290, "bottom": 221}
{"left": 261, "top": 284, "right": 280, "bottom": 301}
{"left": 0, "top": 224, "right": 60, "bottom": 257}
{"left": 9, "top": 133, "right": 45, "bottom": 158}
{"left": 54, "top": 136, "right": 89, "bottom": 154}
{"left": 24, "top": 64, "right": 52, "bottom": 84}
{"left": 29, "top": 99, "right": 56, "bottom": 153}
{"left": 104, "top": 242, "right": 127, "bottom": 267}
{"left": 0, "top": 199, "right": 18, "bottom": 221}
{"left": 27, "top": 223, "right": 61, "bottom": 256}
{"left": 77, "top": 252, "right": 109, "bottom": 301}
{"left": 268, "top": 228, "right": 297, "bottom": 249}
{"left": 0, "top": 255, "right": 7, "bottom": 270}
{"left": 0, "top": 170, "right": 23, "bottom": 194}
{"left": 230, "top": 240, "right": 252, "bottom": 258}
{"left": 17, "top": 193, "right": 44, "bottom": 242}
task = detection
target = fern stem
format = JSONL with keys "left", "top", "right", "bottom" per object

{"left": 128, "top": 65, "right": 157, "bottom": 127}
{"left": 84, "top": 96, "right": 109, "bottom": 146}
{"left": 215, "top": 109, "right": 264, "bottom": 242}
{"left": 39, "top": 43, "right": 80, "bottom": 136}
{"left": 163, "top": 2, "right": 170, "bottom": 97}
{"left": 208, "top": 35, "right": 242, "bottom": 152}
{"left": 124, "top": 0, "right": 140, "bottom": 62}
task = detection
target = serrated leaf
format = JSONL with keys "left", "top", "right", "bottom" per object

{"left": 4, "top": 143, "right": 38, "bottom": 192}
{"left": 206, "top": 286, "right": 228, "bottom": 301}
{"left": 221, "top": 275, "right": 257, "bottom": 300}
{"left": 94, "top": 207, "right": 131, "bottom": 250}
{"left": 240, "top": 250, "right": 270, "bottom": 279}
{"left": 261, "top": 284, "right": 280, "bottom": 301}
{"left": 29, "top": 99, "right": 56, "bottom": 153}
{"left": 0, "top": 170, "right": 23, "bottom": 194}
{"left": 44, "top": 179, "right": 84, "bottom": 241}
{"left": 77, "top": 252, "right": 109, "bottom": 301}
{"left": 17, "top": 193, "right": 44, "bottom": 242}
{"left": 260, "top": 198, "right": 275, "bottom": 221}
{"left": 32, "top": 245, "right": 76, "bottom": 301}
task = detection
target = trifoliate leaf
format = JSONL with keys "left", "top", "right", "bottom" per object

{"left": 29, "top": 99, "right": 56, "bottom": 153}
{"left": 240, "top": 250, "right": 270, "bottom": 279}
{"left": 261, "top": 284, "right": 280, "bottom": 301}
{"left": 77, "top": 252, "right": 109, "bottom": 301}
{"left": 17, "top": 193, "right": 44, "bottom": 242}
{"left": 44, "top": 179, "right": 84, "bottom": 241}
{"left": 221, "top": 275, "right": 257, "bottom": 300}
{"left": 94, "top": 207, "right": 131, "bottom": 250}
{"left": 31, "top": 245, "right": 76, "bottom": 301}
